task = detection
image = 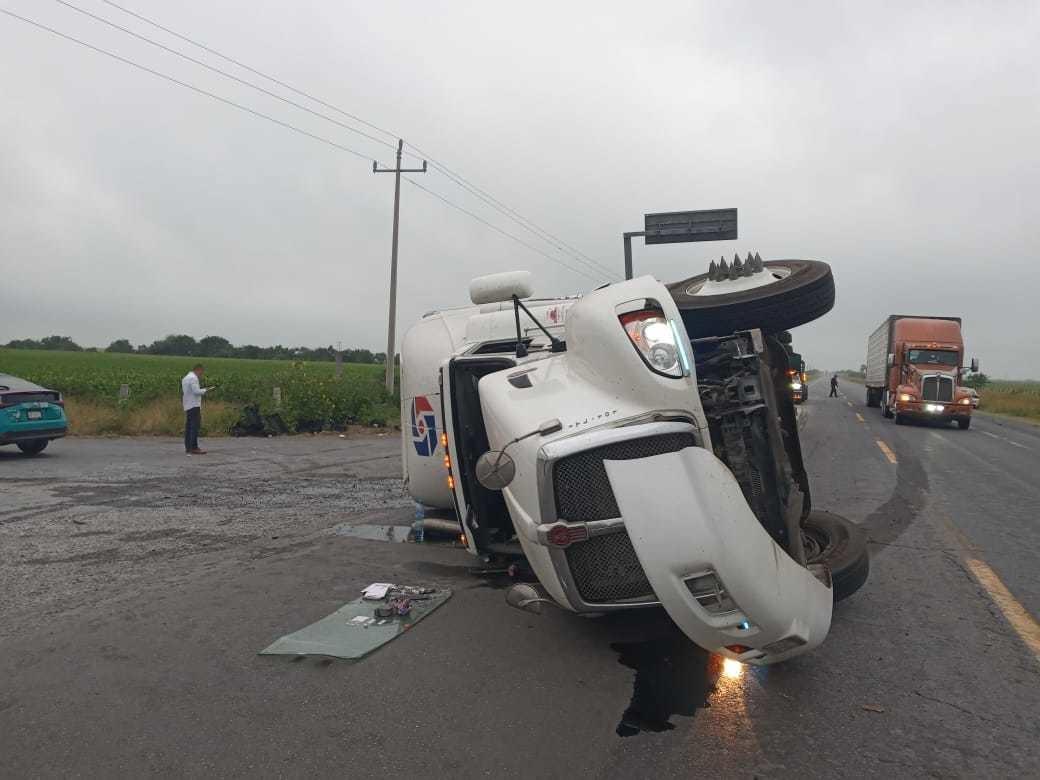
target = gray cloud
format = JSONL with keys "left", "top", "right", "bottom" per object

{"left": 1, "top": 0, "right": 1037, "bottom": 377}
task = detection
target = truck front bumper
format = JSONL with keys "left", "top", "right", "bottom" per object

{"left": 895, "top": 400, "right": 971, "bottom": 420}
{"left": 605, "top": 447, "right": 833, "bottom": 664}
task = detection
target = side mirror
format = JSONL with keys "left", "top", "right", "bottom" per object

{"left": 469, "top": 270, "right": 534, "bottom": 305}
{"left": 886, "top": 353, "right": 895, "bottom": 368}
{"left": 504, "top": 583, "right": 556, "bottom": 615}
{"left": 475, "top": 450, "right": 516, "bottom": 490}
{"left": 971, "top": 357, "right": 979, "bottom": 373}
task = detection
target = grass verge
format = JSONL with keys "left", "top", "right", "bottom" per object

{"left": 64, "top": 399, "right": 243, "bottom": 437}
{"left": 977, "top": 389, "right": 1040, "bottom": 422}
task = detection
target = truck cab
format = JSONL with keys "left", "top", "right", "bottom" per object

{"left": 866, "top": 316, "right": 976, "bottom": 429}
{"left": 402, "top": 259, "right": 869, "bottom": 666}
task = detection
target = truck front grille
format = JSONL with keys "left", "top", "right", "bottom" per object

{"left": 564, "top": 530, "right": 655, "bottom": 603}
{"left": 922, "top": 376, "right": 954, "bottom": 402}
{"left": 552, "top": 432, "right": 697, "bottom": 521}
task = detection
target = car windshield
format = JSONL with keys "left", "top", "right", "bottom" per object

{"left": 907, "top": 349, "right": 958, "bottom": 366}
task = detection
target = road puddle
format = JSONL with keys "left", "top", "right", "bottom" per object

{"left": 612, "top": 629, "right": 723, "bottom": 736}
{"left": 335, "top": 524, "right": 414, "bottom": 543}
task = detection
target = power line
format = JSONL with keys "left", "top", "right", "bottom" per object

{"left": 404, "top": 177, "right": 601, "bottom": 283}
{"left": 409, "top": 148, "right": 620, "bottom": 280}
{"left": 1, "top": 7, "right": 606, "bottom": 283}
{"left": 97, "top": 0, "right": 411, "bottom": 154}
{"left": 52, "top": 0, "right": 400, "bottom": 155}
{"left": 95, "top": 0, "right": 618, "bottom": 280}
{"left": 0, "top": 8, "right": 382, "bottom": 163}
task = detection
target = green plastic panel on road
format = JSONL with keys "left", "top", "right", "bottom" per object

{"left": 259, "top": 589, "right": 452, "bottom": 660}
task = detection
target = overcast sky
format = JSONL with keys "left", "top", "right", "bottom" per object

{"left": 1, "top": 1, "right": 1037, "bottom": 377}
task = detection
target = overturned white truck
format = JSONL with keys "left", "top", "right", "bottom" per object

{"left": 400, "top": 256, "right": 868, "bottom": 665}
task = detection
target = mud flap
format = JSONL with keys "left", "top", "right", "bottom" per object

{"left": 604, "top": 447, "right": 832, "bottom": 664}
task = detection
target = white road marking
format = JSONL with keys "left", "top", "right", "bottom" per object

{"left": 855, "top": 413, "right": 864, "bottom": 423}
{"left": 982, "top": 430, "right": 1032, "bottom": 451}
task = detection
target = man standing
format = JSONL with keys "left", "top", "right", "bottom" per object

{"left": 829, "top": 374, "right": 839, "bottom": 398}
{"left": 181, "top": 364, "right": 212, "bottom": 454}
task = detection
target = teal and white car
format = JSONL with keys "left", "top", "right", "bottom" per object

{"left": 0, "top": 373, "right": 68, "bottom": 455}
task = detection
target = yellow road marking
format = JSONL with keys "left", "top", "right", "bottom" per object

{"left": 964, "top": 557, "right": 1040, "bottom": 661}
{"left": 876, "top": 439, "right": 897, "bottom": 464}
{"left": 846, "top": 401, "right": 853, "bottom": 407}
{"left": 855, "top": 413, "right": 864, "bottom": 422}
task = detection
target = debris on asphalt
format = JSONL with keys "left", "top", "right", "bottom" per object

{"left": 861, "top": 704, "right": 885, "bottom": 713}
{"left": 259, "top": 585, "right": 451, "bottom": 660}
{"left": 362, "top": 583, "right": 393, "bottom": 599}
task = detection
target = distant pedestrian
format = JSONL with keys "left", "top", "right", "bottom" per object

{"left": 829, "top": 374, "right": 839, "bottom": 398}
{"left": 181, "top": 364, "right": 213, "bottom": 454}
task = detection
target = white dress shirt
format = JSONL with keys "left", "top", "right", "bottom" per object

{"left": 181, "top": 371, "right": 207, "bottom": 411}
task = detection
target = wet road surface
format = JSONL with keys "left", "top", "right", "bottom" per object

{"left": 1, "top": 399, "right": 1038, "bottom": 778}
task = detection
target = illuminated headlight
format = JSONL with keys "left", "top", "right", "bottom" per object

{"left": 619, "top": 308, "right": 690, "bottom": 378}
{"left": 790, "top": 382, "right": 803, "bottom": 390}
{"left": 925, "top": 403, "right": 944, "bottom": 413}
{"left": 898, "top": 393, "right": 914, "bottom": 402}
{"left": 959, "top": 398, "right": 972, "bottom": 405}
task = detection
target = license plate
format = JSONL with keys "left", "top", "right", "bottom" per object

{"left": 27, "top": 410, "right": 42, "bottom": 420}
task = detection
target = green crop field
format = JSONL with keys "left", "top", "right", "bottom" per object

{"left": 977, "top": 381, "right": 1040, "bottom": 421}
{"left": 0, "top": 349, "right": 398, "bottom": 436}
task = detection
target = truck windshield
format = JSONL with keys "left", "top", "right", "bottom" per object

{"left": 907, "top": 349, "right": 958, "bottom": 366}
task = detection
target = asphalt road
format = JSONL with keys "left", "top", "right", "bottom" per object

{"left": 1, "top": 395, "right": 1038, "bottom": 778}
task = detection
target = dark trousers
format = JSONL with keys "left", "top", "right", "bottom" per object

{"left": 829, "top": 386, "right": 838, "bottom": 397}
{"left": 184, "top": 407, "right": 201, "bottom": 452}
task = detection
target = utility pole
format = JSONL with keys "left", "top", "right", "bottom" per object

{"left": 374, "top": 140, "right": 427, "bottom": 393}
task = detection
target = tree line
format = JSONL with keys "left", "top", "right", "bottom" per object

{"left": 4, "top": 335, "right": 387, "bottom": 364}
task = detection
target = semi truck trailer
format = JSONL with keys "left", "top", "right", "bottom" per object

{"left": 864, "top": 315, "right": 977, "bottom": 428}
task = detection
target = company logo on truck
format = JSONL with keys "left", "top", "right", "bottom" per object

{"left": 410, "top": 396, "right": 437, "bottom": 456}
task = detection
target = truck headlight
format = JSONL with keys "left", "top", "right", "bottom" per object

{"left": 790, "top": 382, "right": 803, "bottom": 390}
{"left": 685, "top": 572, "right": 738, "bottom": 615}
{"left": 959, "top": 398, "right": 971, "bottom": 405}
{"left": 619, "top": 308, "right": 689, "bottom": 378}
{"left": 898, "top": 393, "right": 914, "bottom": 402}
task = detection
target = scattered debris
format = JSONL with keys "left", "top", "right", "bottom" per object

{"left": 363, "top": 583, "right": 393, "bottom": 600}
{"left": 260, "top": 584, "right": 452, "bottom": 660}
{"left": 861, "top": 703, "right": 885, "bottom": 713}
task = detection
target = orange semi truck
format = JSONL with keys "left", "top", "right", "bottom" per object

{"left": 864, "top": 315, "right": 978, "bottom": 429}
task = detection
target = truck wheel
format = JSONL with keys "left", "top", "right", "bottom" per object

{"left": 16, "top": 439, "right": 49, "bottom": 456}
{"left": 802, "top": 510, "right": 869, "bottom": 603}
{"left": 958, "top": 418, "right": 971, "bottom": 430}
{"left": 894, "top": 412, "right": 906, "bottom": 425}
{"left": 865, "top": 388, "right": 879, "bottom": 408}
{"left": 669, "top": 258, "right": 834, "bottom": 338}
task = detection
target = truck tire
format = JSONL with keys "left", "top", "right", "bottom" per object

{"left": 958, "top": 418, "right": 971, "bottom": 430}
{"left": 16, "top": 439, "right": 49, "bottom": 456}
{"left": 865, "top": 388, "right": 879, "bottom": 408}
{"left": 669, "top": 259, "right": 835, "bottom": 338}
{"left": 802, "top": 510, "right": 870, "bottom": 603}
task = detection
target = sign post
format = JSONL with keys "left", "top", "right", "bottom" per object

{"left": 623, "top": 208, "right": 738, "bottom": 279}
